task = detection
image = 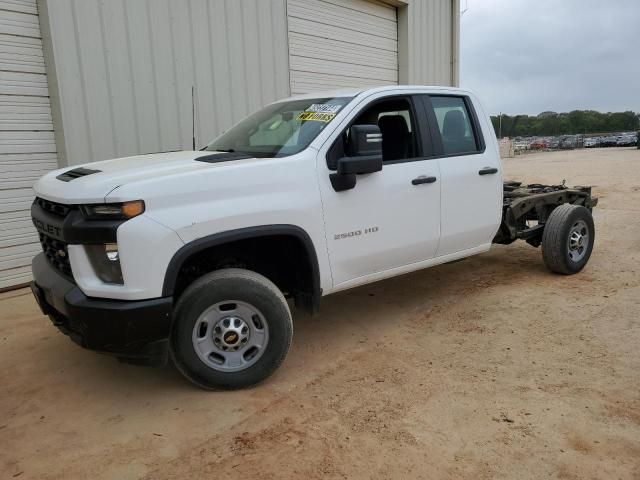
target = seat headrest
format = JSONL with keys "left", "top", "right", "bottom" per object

{"left": 378, "top": 115, "right": 408, "bottom": 135}
{"left": 442, "top": 110, "right": 466, "bottom": 138}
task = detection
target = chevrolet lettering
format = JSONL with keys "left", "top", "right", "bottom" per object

{"left": 32, "top": 218, "right": 62, "bottom": 238}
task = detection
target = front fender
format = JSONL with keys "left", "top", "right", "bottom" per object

{"left": 161, "top": 224, "right": 322, "bottom": 311}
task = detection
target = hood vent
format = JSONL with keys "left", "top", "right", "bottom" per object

{"left": 195, "top": 152, "right": 253, "bottom": 163}
{"left": 56, "top": 167, "right": 102, "bottom": 182}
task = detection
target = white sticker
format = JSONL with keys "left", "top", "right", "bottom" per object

{"left": 305, "top": 103, "right": 342, "bottom": 114}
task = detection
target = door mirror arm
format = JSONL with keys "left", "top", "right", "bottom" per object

{"left": 329, "top": 172, "right": 357, "bottom": 192}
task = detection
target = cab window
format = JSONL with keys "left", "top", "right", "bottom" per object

{"left": 327, "top": 97, "right": 422, "bottom": 169}
{"left": 430, "top": 96, "right": 481, "bottom": 155}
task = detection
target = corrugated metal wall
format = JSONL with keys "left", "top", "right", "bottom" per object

{"left": 39, "top": 0, "right": 290, "bottom": 166}
{"left": 401, "top": 0, "right": 457, "bottom": 86}
{"left": 286, "top": 0, "right": 458, "bottom": 94}
{"left": 0, "top": 0, "right": 58, "bottom": 289}
{"left": 40, "top": 0, "right": 457, "bottom": 167}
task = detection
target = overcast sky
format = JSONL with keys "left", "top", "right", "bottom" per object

{"left": 460, "top": 0, "right": 640, "bottom": 116}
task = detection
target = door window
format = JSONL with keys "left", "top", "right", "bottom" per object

{"left": 430, "top": 96, "right": 481, "bottom": 155}
{"left": 356, "top": 98, "right": 419, "bottom": 162}
{"left": 327, "top": 97, "right": 423, "bottom": 168}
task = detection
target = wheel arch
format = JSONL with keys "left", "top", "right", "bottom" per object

{"left": 162, "top": 225, "right": 322, "bottom": 313}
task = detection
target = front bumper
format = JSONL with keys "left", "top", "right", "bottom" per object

{"left": 31, "top": 253, "right": 173, "bottom": 365}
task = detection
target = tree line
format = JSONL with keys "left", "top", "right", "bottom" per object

{"left": 490, "top": 110, "right": 640, "bottom": 138}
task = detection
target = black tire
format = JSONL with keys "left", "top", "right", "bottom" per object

{"left": 542, "top": 204, "right": 595, "bottom": 274}
{"left": 170, "top": 268, "right": 292, "bottom": 390}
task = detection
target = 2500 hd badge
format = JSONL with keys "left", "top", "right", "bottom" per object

{"left": 334, "top": 226, "right": 379, "bottom": 240}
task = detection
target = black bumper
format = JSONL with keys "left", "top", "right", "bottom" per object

{"left": 31, "top": 253, "right": 173, "bottom": 365}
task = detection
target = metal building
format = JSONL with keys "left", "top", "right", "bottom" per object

{"left": 0, "top": 0, "right": 460, "bottom": 289}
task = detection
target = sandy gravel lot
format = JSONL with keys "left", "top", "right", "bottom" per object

{"left": 1, "top": 147, "right": 639, "bottom": 480}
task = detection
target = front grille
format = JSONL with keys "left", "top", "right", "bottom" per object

{"left": 34, "top": 197, "right": 75, "bottom": 277}
{"left": 39, "top": 233, "right": 72, "bottom": 276}
{"left": 35, "top": 197, "right": 74, "bottom": 217}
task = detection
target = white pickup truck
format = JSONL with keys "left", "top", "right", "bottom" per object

{"left": 30, "top": 86, "right": 597, "bottom": 389}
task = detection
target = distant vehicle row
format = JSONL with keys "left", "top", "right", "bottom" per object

{"left": 585, "top": 133, "right": 637, "bottom": 148}
{"left": 512, "top": 132, "right": 637, "bottom": 151}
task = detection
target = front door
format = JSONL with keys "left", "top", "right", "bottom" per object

{"left": 317, "top": 95, "right": 441, "bottom": 288}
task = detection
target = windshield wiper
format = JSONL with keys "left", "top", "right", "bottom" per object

{"left": 212, "top": 148, "right": 235, "bottom": 153}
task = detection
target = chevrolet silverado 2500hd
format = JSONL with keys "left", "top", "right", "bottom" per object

{"left": 30, "top": 86, "right": 597, "bottom": 389}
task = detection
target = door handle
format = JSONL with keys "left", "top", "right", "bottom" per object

{"left": 478, "top": 167, "right": 498, "bottom": 175}
{"left": 411, "top": 176, "right": 437, "bottom": 185}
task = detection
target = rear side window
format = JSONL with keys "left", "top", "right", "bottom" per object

{"left": 430, "top": 96, "right": 480, "bottom": 155}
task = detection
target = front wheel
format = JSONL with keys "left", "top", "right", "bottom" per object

{"left": 542, "top": 204, "right": 595, "bottom": 274}
{"left": 170, "top": 268, "right": 292, "bottom": 390}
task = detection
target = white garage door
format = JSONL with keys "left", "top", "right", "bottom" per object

{"left": 287, "top": 0, "right": 398, "bottom": 95}
{"left": 0, "top": 0, "right": 57, "bottom": 290}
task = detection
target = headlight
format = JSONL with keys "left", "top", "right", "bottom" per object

{"left": 86, "top": 243, "right": 123, "bottom": 284}
{"left": 81, "top": 200, "right": 145, "bottom": 220}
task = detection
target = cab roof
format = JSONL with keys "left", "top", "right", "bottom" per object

{"left": 280, "top": 85, "right": 472, "bottom": 103}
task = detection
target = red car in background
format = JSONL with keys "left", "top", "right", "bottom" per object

{"left": 529, "top": 139, "right": 547, "bottom": 150}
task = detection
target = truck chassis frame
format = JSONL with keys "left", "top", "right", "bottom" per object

{"left": 494, "top": 181, "right": 598, "bottom": 247}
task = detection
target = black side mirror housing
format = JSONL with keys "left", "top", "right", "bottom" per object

{"left": 346, "top": 124, "right": 383, "bottom": 158}
{"left": 330, "top": 125, "right": 383, "bottom": 191}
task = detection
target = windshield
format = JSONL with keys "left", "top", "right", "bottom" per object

{"left": 204, "top": 97, "right": 352, "bottom": 157}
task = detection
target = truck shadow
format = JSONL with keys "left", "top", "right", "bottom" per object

{"left": 283, "top": 244, "right": 550, "bottom": 373}
{"left": 302, "top": 244, "right": 547, "bottom": 324}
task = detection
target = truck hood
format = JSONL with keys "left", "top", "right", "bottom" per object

{"left": 33, "top": 150, "right": 239, "bottom": 204}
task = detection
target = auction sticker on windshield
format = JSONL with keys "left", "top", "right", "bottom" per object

{"left": 296, "top": 103, "right": 344, "bottom": 122}
{"left": 297, "top": 112, "right": 335, "bottom": 122}
{"left": 306, "top": 104, "right": 342, "bottom": 113}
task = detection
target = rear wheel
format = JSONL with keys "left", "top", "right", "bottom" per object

{"left": 170, "top": 268, "right": 292, "bottom": 389}
{"left": 542, "top": 204, "right": 595, "bottom": 274}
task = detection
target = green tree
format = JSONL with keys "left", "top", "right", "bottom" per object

{"left": 490, "top": 110, "right": 640, "bottom": 137}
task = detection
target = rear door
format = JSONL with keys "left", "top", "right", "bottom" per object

{"left": 419, "top": 95, "right": 502, "bottom": 257}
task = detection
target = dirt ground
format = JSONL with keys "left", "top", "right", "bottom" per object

{"left": 2, "top": 147, "right": 639, "bottom": 480}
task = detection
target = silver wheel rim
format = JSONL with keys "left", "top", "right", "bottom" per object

{"left": 567, "top": 219, "right": 589, "bottom": 263}
{"left": 192, "top": 300, "right": 269, "bottom": 372}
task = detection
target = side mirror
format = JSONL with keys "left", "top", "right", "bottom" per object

{"left": 330, "top": 125, "right": 383, "bottom": 192}
{"left": 346, "top": 124, "right": 383, "bottom": 158}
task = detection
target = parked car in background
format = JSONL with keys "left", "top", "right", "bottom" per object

{"left": 617, "top": 134, "right": 637, "bottom": 147}
{"left": 559, "top": 137, "right": 573, "bottom": 149}
{"left": 601, "top": 135, "right": 618, "bottom": 147}
{"left": 584, "top": 137, "right": 599, "bottom": 148}
{"left": 529, "top": 139, "right": 546, "bottom": 150}
{"left": 547, "top": 138, "right": 560, "bottom": 149}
